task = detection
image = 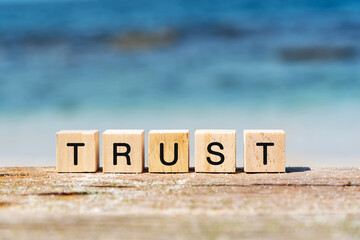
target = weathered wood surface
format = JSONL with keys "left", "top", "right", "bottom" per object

{"left": 1, "top": 167, "right": 360, "bottom": 239}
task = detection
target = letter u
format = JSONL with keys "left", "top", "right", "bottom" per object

{"left": 160, "top": 143, "right": 178, "bottom": 166}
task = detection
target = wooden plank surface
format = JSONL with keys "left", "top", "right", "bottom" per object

{"left": 1, "top": 167, "right": 360, "bottom": 239}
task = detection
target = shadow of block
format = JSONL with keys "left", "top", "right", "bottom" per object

{"left": 286, "top": 167, "right": 311, "bottom": 173}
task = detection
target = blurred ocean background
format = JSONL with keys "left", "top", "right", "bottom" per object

{"left": 0, "top": 0, "right": 359, "bottom": 167}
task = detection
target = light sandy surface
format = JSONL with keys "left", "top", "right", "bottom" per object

{"left": 0, "top": 167, "right": 360, "bottom": 239}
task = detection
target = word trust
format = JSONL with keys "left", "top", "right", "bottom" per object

{"left": 56, "top": 129, "right": 285, "bottom": 173}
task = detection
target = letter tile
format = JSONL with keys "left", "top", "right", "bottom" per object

{"left": 148, "top": 130, "right": 189, "bottom": 173}
{"left": 56, "top": 130, "right": 99, "bottom": 172}
{"left": 195, "top": 130, "right": 236, "bottom": 173}
{"left": 103, "top": 130, "right": 144, "bottom": 173}
{"left": 244, "top": 130, "right": 285, "bottom": 173}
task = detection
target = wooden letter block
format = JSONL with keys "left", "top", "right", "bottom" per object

{"left": 244, "top": 130, "right": 285, "bottom": 173}
{"left": 103, "top": 130, "right": 144, "bottom": 173}
{"left": 195, "top": 130, "right": 236, "bottom": 173}
{"left": 148, "top": 130, "right": 189, "bottom": 173}
{"left": 56, "top": 130, "right": 99, "bottom": 172}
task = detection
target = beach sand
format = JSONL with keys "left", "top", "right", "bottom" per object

{"left": 0, "top": 167, "right": 360, "bottom": 239}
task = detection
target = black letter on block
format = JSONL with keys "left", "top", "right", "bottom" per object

{"left": 160, "top": 143, "right": 178, "bottom": 166}
{"left": 113, "top": 143, "right": 131, "bottom": 165}
{"left": 67, "top": 143, "right": 85, "bottom": 165}
{"left": 256, "top": 142, "right": 274, "bottom": 165}
{"left": 207, "top": 142, "right": 225, "bottom": 165}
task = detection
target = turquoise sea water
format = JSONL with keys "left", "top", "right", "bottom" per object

{"left": 0, "top": 0, "right": 359, "bottom": 166}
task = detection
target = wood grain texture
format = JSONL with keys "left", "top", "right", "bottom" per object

{"left": 56, "top": 130, "right": 99, "bottom": 172}
{"left": 1, "top": 167, "right": 360, "bottom": 240}
{"left": 195, "top": 130, "right": 236, "bottom": 173}
{"left": 148, "top": 130, "right": 189, "bottom": 173}
{"left": 244, "top": 130, "right": 285, "bottom": 173}
{"left": 103, "top": 130, "right": 144, "bottom": 173}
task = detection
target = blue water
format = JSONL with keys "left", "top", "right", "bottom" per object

{"left": 0, "top": 0, "right": 359, "bottom": 115}
{"left": 0, "top": 0, "right": 359, "bottom": 166}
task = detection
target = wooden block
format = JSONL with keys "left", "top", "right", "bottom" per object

{"left": 148, "top": 130, "right": 189, "bottom": 173}
{"left": 244, "top": 130, "right": 285, "bottom": 173}
{"left": 103, "top": 130, "right": 144, "bottom": 173}
{"left": 56, "top": 130, "right": 99, "bottom": 173}
{"left": 195, "top": 130, "right": 236, "bottom": 173}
